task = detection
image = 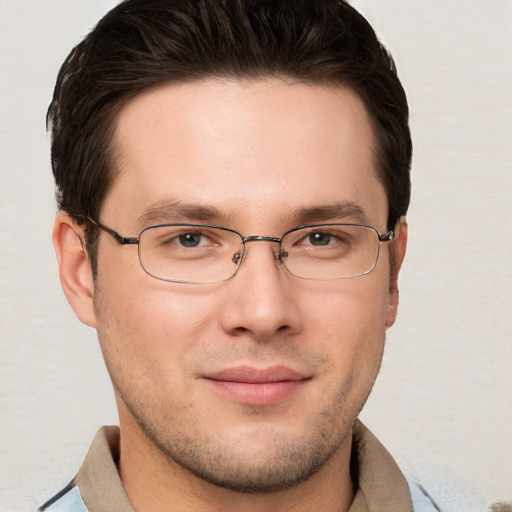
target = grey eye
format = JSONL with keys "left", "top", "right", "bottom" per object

{"left": 178, "top": 232, "right": 203, "bottom": 247}
{"left": 307, "top": 232, "right": 332, "bottom": 246}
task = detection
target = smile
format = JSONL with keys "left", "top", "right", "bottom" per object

{"left": 202, "top": 365, "right": 311, "bottom": 406}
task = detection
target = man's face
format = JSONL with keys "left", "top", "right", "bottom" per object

{"left": 80, "top": 80, "right": 404, "bottom": 491}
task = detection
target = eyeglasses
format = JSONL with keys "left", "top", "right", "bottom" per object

{"left": 89, "top": 219, "right": 395, "bottom": 284}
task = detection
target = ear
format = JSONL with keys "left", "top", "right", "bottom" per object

{"left": 53, "top": 211, "right": 97, "bottom": 328}
{"left": 386, "top": 218, "right": 408, "bottom": 328}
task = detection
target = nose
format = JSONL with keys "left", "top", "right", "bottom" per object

{"left": 219, "top": 241, "right": 301, "bottom": 341}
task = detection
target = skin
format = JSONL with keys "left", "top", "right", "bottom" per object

{"left": 54, "top": 79, "right": 407, "bottom": 512}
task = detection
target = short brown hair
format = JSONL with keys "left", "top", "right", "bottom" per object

{"left": 48, "top": 0, "right": 412, "bottom": 271}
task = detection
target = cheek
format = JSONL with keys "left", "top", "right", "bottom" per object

{"left": 304, "top": 278, "right": 390, "bottom": 376}
{"left": 93, "top": 268, "right": 223, "bottom": 386}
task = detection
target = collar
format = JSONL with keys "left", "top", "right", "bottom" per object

{"left": 72, "top": 421, "right": 413, "bottom": 512}
{"left": 349, "top": 421, "right": 413, "bottom": 512}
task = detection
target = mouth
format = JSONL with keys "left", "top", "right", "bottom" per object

{"left": 202, "top": 365, "right": 311, "bottom": 406}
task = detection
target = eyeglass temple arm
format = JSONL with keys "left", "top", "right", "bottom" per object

{"left": 87, "top": 218, "right": 139, "bottom": 245}
{"left": 378, "top": 230, "right": 395, "bottom": 242}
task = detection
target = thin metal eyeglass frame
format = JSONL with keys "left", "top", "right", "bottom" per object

{"left": 87, "top": 218, "right": 395, "bottom": 283}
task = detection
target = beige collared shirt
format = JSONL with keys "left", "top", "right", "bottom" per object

{"left": 41, "top": 421, "right": 415, "bottom": 512}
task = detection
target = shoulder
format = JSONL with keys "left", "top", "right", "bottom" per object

{"left": 38, "top": 481, "right": 89, "bottom": 512}
{"left": 408, "top": 480, "right": 443, "bottom": 511}
{"left": 406, "top": 476, "right": 491, "bottom": 512}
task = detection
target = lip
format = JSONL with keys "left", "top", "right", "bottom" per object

{"left": 202, "top": 365, "right": 310, "bottom": 406}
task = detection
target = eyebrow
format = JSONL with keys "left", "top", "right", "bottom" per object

{"left": 288, "top": 202, "right": 369, "bottom": 226}
{"left": 136, "top": 199, "right": 230, "bottom": 227}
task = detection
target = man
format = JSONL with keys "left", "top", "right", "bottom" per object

{"left": 40, "top": 0, "right": 438, "bottom": 510}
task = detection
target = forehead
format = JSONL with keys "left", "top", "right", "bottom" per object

{"left": 105, "top": 79, "right": 387, "bottom": 230}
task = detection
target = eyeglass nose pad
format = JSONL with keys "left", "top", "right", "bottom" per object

{"left": 276, "top": 249, "right": 288, "bottom": 262}
{"left": 232, "top": 249, "right": 244, "bottom": 265}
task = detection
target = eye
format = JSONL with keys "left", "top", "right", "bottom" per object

{"left": 306, "top": 232, "right": 334, "bottom": 246}
{"left": 176, "top": 231, "right": 207, "bottom": 248}
{"left": 302, "top": 230, "right": 350, "bottom": 247}
{"left": 289, "top": 227, "right": 355, "bottom": 252}
{"left": 155, "top": 229, "right": 219, "bottom": 250}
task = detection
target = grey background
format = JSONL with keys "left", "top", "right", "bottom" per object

{"left": 1, "top": 1, "right": 511, "bottom": 510}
